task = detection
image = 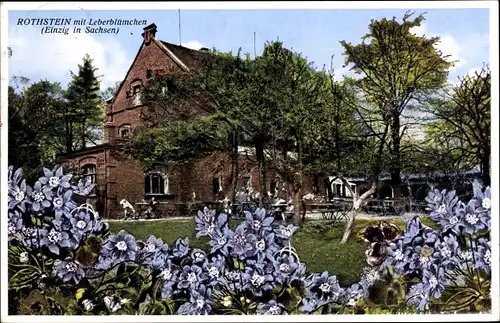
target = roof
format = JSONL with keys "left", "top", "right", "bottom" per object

{"left": 111, "top": 34, "right": 212, "bottom": 103}
{"left": 160, "top": 41, "right": 211, "bottom": 69}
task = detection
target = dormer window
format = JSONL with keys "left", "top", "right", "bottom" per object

{"left": 121, "top": 129, "right": 130, "bottom": 138}
{"left": 119, "top": 124, "right": 132, "bottom": 139}
{"left": 132, "top": 85, "right": 142, "bottom": 106}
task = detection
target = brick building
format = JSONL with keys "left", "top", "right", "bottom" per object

{"left": 58, "top": 23, "right": 324, "bottom": 219}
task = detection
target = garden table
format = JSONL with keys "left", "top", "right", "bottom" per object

{"left": 308, "top": 202, "right": 350, "bottom": 225}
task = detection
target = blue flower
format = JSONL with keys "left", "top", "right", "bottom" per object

{"left": 176, "top": 284, "right": 212, "bottom": 315}
{"left": 474, "top": 238, "right": 491, "bottom": 273}
{"left": 403, "top": 216, "right": 423, "bottom": 245}
{"left": 242, "top": 265, "right": 274, "bottom": 297}
{"left": 54, "top": 258, "right": 85, "bottom": 284}
{"left": 383, "top": 238, "right": 406, "bottom": 274}
{"left": 275, "top": 223, "right": 298, "bottom": 240}
{"left": 273, "top": 253, "right": 300, "bottom": 285}
{"left": 422, "top": 264, "right": 447, "bottom": 299}
{"left": 140, "top": 235, "right": 170, "bottom": 270}
{"left": 203, "top": 255, "right": 226, "bottom": 286}
{"left": 472, "top": 180, "right": 491, "bottom": 211}
{"left": 52, "top": 189, "right": 76, "bottom": 219}
{"left": 21, "top": 226, "right": 42, "bottom": 249}
{"left": 257, "top": 300, "right": 287, "bottom": 315}
{"left": 39, "top": 226, "right": 73, "bottom": 255}
{"left": 159, "top": 259, "right": 180, "bottom": 298}
{"left": 191, "top": 249, "right": 208, "bottom": 265}
{"left": 8, "top": 166, "right": 22, "bottom": 186}
{"left": 8, "top": 210, "right": 24, "bottom": 238}
{"left": 39, "top": 166, "right": 72, "bottom": 190}
{"left": 299, "top": 297, "right": 325, "bottom": 313}
{"left": 171, "top": 237, "right": 190, "bottom": 258}
{"left": 426, "top": 189, "right": 459, "bottom": 227}
{"left": 221, "top": 270, "right": 242, "bottom": 289}
{"left": 344, "top": 283, "right": 365, "bottom": 306}
{"left": 242, "top": 208, "right": 274, "bottom": 235}
{"left": 406, "top": 283, "right": 429, "bottom": 311}
{"left": 26, "top": 181, "right": 52, "bottom": 213}
{"left": 52, "top": 217, "right": 81, "bottom": 248}
{"left": 69, "top": 209, "right": 94, "bottom": 237}
{"left": 246, "top": 232, "right": 278, "bottom": 262}
{"left": 8, "top": 168, "right": 29, "bottom": 212}
{"left": 95, "top": 256, "right": 116, "bottom": 271}
{"left": 435, "top": 234, "right": 459, "bottom": 266}
{"left": 208, "top": 226, "right": 230, "bottom": 255}
{"left": 101, "top": 230, "right": 138, "bottom": 262}
{"left": 458, "top": 199, "right": 487, "bottom": 235}
{"left": 306, "top": 271, "right": 342, "bottom": 302}
{"left": 177, "top": 264, "right": 207, "bottom": 289}
{"left": 227, "top": 224, "right": 253, "bottom": 259}
{"left": 195, "top": 207, "right": 217, "bottom": 237}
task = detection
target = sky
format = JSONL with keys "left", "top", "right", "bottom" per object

{"left": 7, "top": 7, "right": 491, "bottom": 90}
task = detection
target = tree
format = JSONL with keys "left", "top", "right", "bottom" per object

{"left": 8, "top": 77, "right": 66, "bottom": 180}
{"left": 65, "top": 54, "right": 104, "bottom": 150}
{"left": 258, "top": 41, "right": 331, "bottom": 221}
{"left": 424, "top": 65, "right": 491, "bottom": 185}
{"left": 340, "top": 11, "right": 454, "bottom": 198}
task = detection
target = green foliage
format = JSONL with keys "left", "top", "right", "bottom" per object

{"left": 424, "top": 65, "right": 491, "bottom": 184}
{"left": 8, "top": 79, "right": 64, "bottom": 181}
{"left": 340, "top": 11, "right": 455, "bottom": 194}
{"left": 125, "top": 116, "right": 231, "bottom": 169}
{"left": 65, "top": 54, "right": 105, "bottom": 150}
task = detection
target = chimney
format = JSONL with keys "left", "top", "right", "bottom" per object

{"left": 142, "top": 23, "right": 157, "bottom": 44}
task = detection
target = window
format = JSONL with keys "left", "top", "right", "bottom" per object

{"left": 335, "top": 184, "right": 342, "bottom": 197}
{"left": 213, "top": 174, "right": 222, "bottom": 195}
{"left": 119, "top": 125, "right": 131, "bottom": 139}
{"left": 146, "top": 69, "right": 153, "bottom": 79}
{"left": 350, "top": 184, "right": 356, "bottom": 194}
{"left": 81, "top": 164, "right": 97, "bottom": 184}
{"left": 132, "top": 85, "right": 142, "bottom": 106}
{"left": 121, "top": 128, "right": 130, "bottom": 138}
{"left": 161, "top": 86, "right": 168, "bottom": 95}
{"left": 145, "top": 172, "right": 168, "bottom": 195}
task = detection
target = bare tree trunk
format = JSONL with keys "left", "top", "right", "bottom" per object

{"left": 340, "top": 178, "right": 377, "bottom": 243}
{"left": 340, "top": 123, "right": 389, "bottom": 244}
{"left": 390, "top": 110, "right": 402, "bottom": 198}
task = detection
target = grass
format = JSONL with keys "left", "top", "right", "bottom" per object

{"left": 107, "top": 216, "right": 438, "bottom": 287}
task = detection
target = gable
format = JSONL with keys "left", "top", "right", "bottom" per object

{"left": 111, "top": 40, "right": 189, "bottom": 113}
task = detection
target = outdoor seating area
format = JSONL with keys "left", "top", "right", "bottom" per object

{"left": 121, "top": 194, "right": 429, "bottom": 222}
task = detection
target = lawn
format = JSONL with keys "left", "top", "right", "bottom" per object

{"left": 108, "top": 216, "right": 437, "bottom": 286}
